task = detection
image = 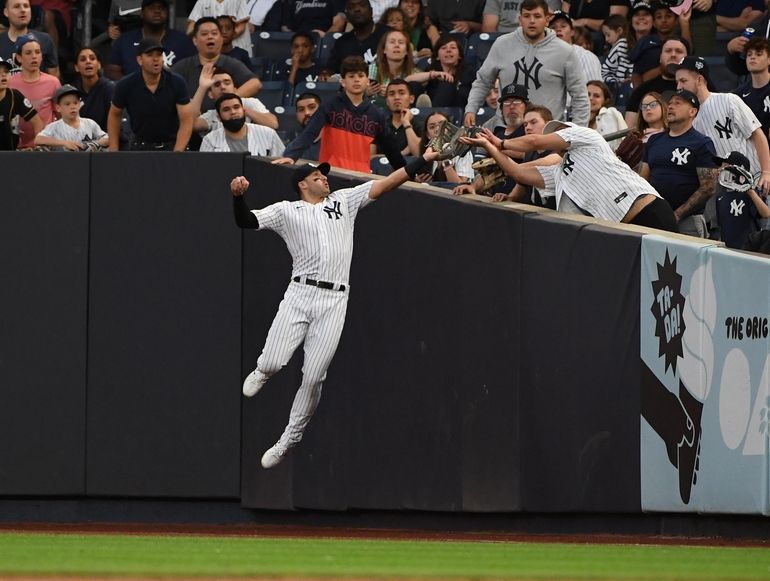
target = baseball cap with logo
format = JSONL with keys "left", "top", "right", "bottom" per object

{"left": 631, "top": 1, "right": 653, "bottom": 14}
{"left": 54, "top": 84, "right": 84, "bottom": 103}
{"left": 0, "top": 59, "right": 12, "bottom": 72}
{"left": 136, "top": 37, "right": 164, "bottom": 55}
{"left": 669, "top": 88, "right": 699, "bottom": 109}
{"left": 499, "top": 83, "right": 529, "bottom": 104}
{"left": 292, "top": 162, "right": 331, "bottom": 194}
{"left": 668, "top": 55, "right": 709, "bottom": 79}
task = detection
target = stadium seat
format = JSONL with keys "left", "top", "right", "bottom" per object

{"left": 272, "top": 105, "right": 303, "bottom": 143}
{"left": 415, "top": 56, "right": 431, "bottom": 71}
{"left": 251, "top": 31, "right": 294, "bottom": 60}
{"left": 258, "top": 81, "right": 293, "bottom": 109}
{"left": 465, "top": 32, "right": 503, "bottom": 64}
{"left": 292, "top": 80, "right": 341, "bottom": 106}
{"left": 317, "top": 32, "right": 342, "bottom": 69}
{"left": 371, "top": 155, "right": 393, "bottom": 176}
{"left": 474, "top": 106, "right": 498, "bottom": 126}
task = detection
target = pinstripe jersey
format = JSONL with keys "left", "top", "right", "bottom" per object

{"left": 252, "top": 181, "right": 374, "bottom": 284}
{"left": 536, "top": 125, "right": 661, "bottom": 222}
{"left": 693, "top": 92, "right": 762, "bottom": 175}
{"left": 200, "top": 123, "right": 285, "bottom": 155}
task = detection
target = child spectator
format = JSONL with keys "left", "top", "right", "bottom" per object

{"left": 200, "top": 92, "right": 285, "bottom": 154}
{"left": 187, "top": 0, "right": 253, "bottom": 57}
{"left": 34, "top": 85, "right": 109, "bottom": 150}
{"left": 217, "top": 15, "right": 252, "bottom": 70}
{"left": 378, "top": 7, "right": 405, "bottom": 32}
{"left": 192, "top": 66, "right": 278, "bottom": 133}
{"left": 0, "top": 57, "right": 43, "bottom": 150}
{"left": 278, "top": 31, "right": 321, "bottom": 85}
{"left": 714, "top": 151, "right": 770, "bottom": 249}
{"left": 8, "top": 34, "right": 60, "bottom": 148}
{"left": 73, "top": 47, "right": 115, "bottom": 132}
{"left": 274, "top": 55, "right": 405, "bottom": 173}
{"left": 601, "top": 15, "right": 633, "bottom": 93}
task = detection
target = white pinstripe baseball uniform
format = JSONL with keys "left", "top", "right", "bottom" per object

{"left": 246, "top": 180, "right": 375, "bottom": 458}
{"left": 536, "top": 124, "right": 662, "bottom": 221}
{"left": 693, "top": 93, "right": 762, "bottom": 176}
{"left": 200, "top": 123, "right": 285, "bottom": 155}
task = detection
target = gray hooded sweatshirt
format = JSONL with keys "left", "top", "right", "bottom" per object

{"left": 465, "top": 28, "right": 589, "bottom": 126}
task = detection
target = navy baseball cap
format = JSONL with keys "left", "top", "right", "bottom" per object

{"left": 669, "top": 89, "right": 699, "bottom": 109}
{"left": 499, "top": 83, "right": 529, "bottom": 103}
{"left": 136, "top": 37, "right": 164, "bottom": 55}
{"left": 669, "top": 56, "right": 710, "bottom": 79}
{"left": 713, "top": 151, "right": 751, "bottom": 171}
{"left": 293, "top": 162, "right": 330, "bottom": 194}
{"left": 0, "top": 59, "right": 12, "bottom": 72}
{"left": 13, "top": 33, "right": 40, "bottom": 55}
{"left": 631, "top": 2, "right": 653, "bottom": 14}
{"left": 142, "top": 0, "right": 170, "bottom": 7}
{"left": 54, "top": 84, "right": 84, "bottom": 103}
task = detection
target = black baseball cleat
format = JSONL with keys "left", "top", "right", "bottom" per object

{"left": 677, "top": 382, "right": 703, "bottom": 504}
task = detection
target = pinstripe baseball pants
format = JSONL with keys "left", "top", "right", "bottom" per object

{"left": 254, "top": 281, "right": 348, "bottom": 446}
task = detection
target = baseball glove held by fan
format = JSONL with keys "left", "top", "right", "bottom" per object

{"left": 615, "top": 130, "right": 644, "bottom": 168}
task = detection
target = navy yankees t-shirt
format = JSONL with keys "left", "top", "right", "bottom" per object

{"left": 735, "top": 79, "right": 770, "bottom": 142}
{"left": 716, "top": 190, "right": 769, "bottom": 249}
{"left": 643, "top": 127, "right": 717, "bottom": 211}
{"left": 108, "top": 29, "right": 196, "bottom": 75}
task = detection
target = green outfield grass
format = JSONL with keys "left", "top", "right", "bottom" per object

{"left": 0, "top": 531, "right": 769, "bottom": 579}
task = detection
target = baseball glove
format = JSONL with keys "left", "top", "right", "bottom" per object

{"left": 615, "top": 130, "right": 644, "bottom": 169}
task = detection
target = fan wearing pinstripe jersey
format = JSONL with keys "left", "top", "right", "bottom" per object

{"left": 460, "top": 122, "right": 678, "bottom": 231}
{"left": 672, "top": 56, "right": 770, "bottom": 195}
{"left": 200, "top": 93, "right": 285, "bottom": 154}
{"left": 231, "top": 149, "right": 440, "bottom": 469}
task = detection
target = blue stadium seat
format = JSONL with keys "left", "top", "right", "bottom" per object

{"left": 474, "top": 106, "right": 498, "bottom": 126}
{"left": 448, "top": 32, "right": 468, "bottom": 54}
{"left": 465, "top": 32, "right": 503, "bottom": 64}
{"left": 251, "top": 31, "right": 294, "bottom": 60}
{"left": 415, "top": 56, "right": 431, "bottom": 71}
{"left": 409, "top": 106, "right": 464, "bottom": 128}
{"left": 317, "top": 32, "right": 343, "bottom": 69}
{"left": 272, "top": 105, "right": 303, "bottom": 143}
{"left": 258, "top": 81, "right": 292, "bottom": 109}
{"left": 371, "top": 155, "right": 393, "bottom": 176}
{"left": 292, "top": 80, "right": 341, "bottom": 106}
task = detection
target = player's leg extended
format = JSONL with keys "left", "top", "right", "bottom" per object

{"left": 243, "top": 287, "right": 309, "bottom": 397}
{"left": 282, "top": 290, "right": 348, "bottom": 444}
{"left": 261, "top": 291, "right": 348, "bottom": 468}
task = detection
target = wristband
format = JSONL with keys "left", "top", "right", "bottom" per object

{"left": 405, "top": 155, "right": 429, "bottom": 179}
{"left": 403, "top": 125, "right": 412, "bottom": 130}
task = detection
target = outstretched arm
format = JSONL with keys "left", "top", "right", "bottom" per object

{"left": 368, "top": 148, "right": 440, "bottom": 199}
{"left": 231, "top": 176, "right": 260, "bottom": 229}
{"left": 460, "top": 133, "right": 547, "bottom": 189}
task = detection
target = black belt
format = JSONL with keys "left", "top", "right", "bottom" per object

{"left": 293, "top": 276, "right": 346, "bottom": 292}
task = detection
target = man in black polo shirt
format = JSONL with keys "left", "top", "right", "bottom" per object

{"left": 108, "top": 37, "right": 193, "bottom": 151}
{"left": 171, "top": 17, "right": 261, "bottom": 111}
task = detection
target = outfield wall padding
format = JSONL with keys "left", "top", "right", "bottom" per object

{"left": 2, "top": 154, "right": 643, "bottom": 512}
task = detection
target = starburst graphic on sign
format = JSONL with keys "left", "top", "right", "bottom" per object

{"left": 650, "top": 250, "right": 687, "bottom": 373}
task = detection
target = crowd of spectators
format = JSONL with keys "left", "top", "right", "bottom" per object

{"left": 1, "top": 0, "right": 770, "bottom": 249}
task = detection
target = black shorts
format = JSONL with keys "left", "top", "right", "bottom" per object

{"left": 630, "top": 197, "right": 678, "bottom": 233}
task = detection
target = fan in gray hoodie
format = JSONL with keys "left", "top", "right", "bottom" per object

{"left": 464, "top": 1, "right": 589, "bottom": 127}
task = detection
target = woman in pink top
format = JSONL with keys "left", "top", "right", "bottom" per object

{"left": 8, "top": 34, "right": 60, "bottom": 148}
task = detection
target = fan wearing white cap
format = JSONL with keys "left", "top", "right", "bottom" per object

{"left": 460, "top": 121, "right": 678, "bottom": 232}
{"left": 34, "top": 84, "right": 109, "bottom": 150}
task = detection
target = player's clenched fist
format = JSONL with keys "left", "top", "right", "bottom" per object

{"left": 230, "top": 176, "right": 249, "bottom": 196}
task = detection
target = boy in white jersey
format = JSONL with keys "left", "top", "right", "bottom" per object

{"left": 33, "top": 84, "right": 108, "bottom": 150}
{"left": 461, "top": 122, "right": 678, "bottom": 231}
{"left": 231, "top": 150, "right": 439, "bottom": 469}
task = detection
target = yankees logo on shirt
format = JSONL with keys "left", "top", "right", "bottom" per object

{"left": 730, "top": 199, "right": 746, "bottom": 216}
{"left": 694, "top": 92, "right": 762, "bottom": 175}
{"left": 671, "top": 147, "right": 691, "bottom": 166}
{"left": 513, "top": 57, "right": 543, "bottom": 91}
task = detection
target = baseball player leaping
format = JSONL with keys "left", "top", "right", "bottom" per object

{"left": 231, "top": 150, "right": 439, "bottom": 469}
